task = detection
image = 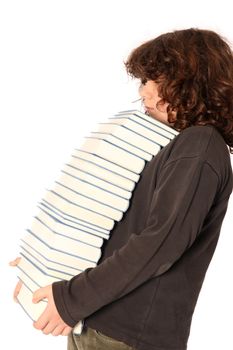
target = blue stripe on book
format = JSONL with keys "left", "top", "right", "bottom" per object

{"left": 71, "top": 152, "right": 136, "bottom": 182}
{"left": 48, "top": 189, "right": 118, "bottom": 221}
{"left": 60, "top": 169, "right": 130, "bottom": 200}
{"left": 37, "top": 204, "right": 107, "bottom": 239}
{"left": 109, "top": 116, "right": 173, "bottom": 140}
{"left": 17, "top": 269, "right": 41, "bottom": 289}
{"left": 92, "top": 128, "right": 163, "bottom": 151}
{"left": 20, "top": 246, "right": 76, "bottom": 277}
{"left": 39, "top": 202, "right": 109, "bottom": 235}
{"left": 114, "top": 110, "right": 178, "bottom": 136}
{"left": 121, "top": 124, "right": 168, "bottom": 145}
{"left": 21, "top": 239, "right": 83, "bottom": 272}
{"left": 16, "top": 297, "right": 36, "bottom": 321}
{"left": 54, "top": 181, "right": 127, "bottom": 212}
{"left": 26, "top": 229, "right": 97, "bottom": 263}
{"left": 75, "top": 150, "right": 140, "bottom": 175}
{"left": 84, "top": 136, "right": 146, "bottom": 161}
{"left": 63, "top": 165, "right": 133, "bottom": 193}
{"left": 20, "top": 252, "right": 71, "bottom": 279}
{"left": 91, "top": 131, "right": 153, "bottom": 155}
{"left": 34, "top": 215, "right": 100, "bottom": 248}
{"left": 40, "top": 200, "right": 111, "bottom": 233}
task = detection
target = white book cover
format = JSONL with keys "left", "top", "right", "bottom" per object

{"left": 21, "top": 231, "right": 97, "bottom": 271}
{"left": 60, "top": 165, "right": 132, "bottom": 200}
{"left": 55, "top": 171, "right": 130, "bottom": 211}
{"left": 28, "top": 217, "right": 102, "bottom": 261}
{"left": 20, "top": 242, "right": 83, "bottom": 276}
{"left": 80, "top": 137, "right": 146, "bottom": 173}
{"left": 69, "top": 150, "right": 138, "bottom": 187}
{"left": 93, "top": 122, "right": 162, "bottom": 155}
{"left": 115, "top": 110, "right": 179, "bottom": 137}
{"left": 38, "top": 202, "right": 110, "bottom": 239}
{"left": 36, "top": 209, "right": 104, "bottom": 247}
{"left": 87, "top": 132, "right": 153, "bottom": 161}
{"left": 44, "top": 185, "right": 124, "bottom": 222}
{"left": 42, "top": 190, "right": 115, "bottom": 230}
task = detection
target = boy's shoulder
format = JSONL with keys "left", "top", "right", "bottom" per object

{"left": 160, "top": 125, "right": 232, "bottom": 180}
{"left": 168, "top": 124, "right": 227, "bottom": 161}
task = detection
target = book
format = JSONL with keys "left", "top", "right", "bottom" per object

{"left": 60, "top": 166, "right": 132, "bottom": 199}
{"left": 35, "top": 208, "right": 104, "bottom": 247}
{"left": 69, "top": 149, "right": 139, "bottom": 187}
{"left": 92, "top": 125, "right": 161, "bottom": 155}
{"left": 86, "top": 132, "right": 153, "bottom": 161}
{"left": 79, "top": 137, "right": 146, "bottom": 173}
{"left": 54, "top": 172, "right": 130, "bottom": 211}
{"left": 115, "top": 110, "right": 178, "bottom": 137}
{"left": 37, "top": 203, "right": 110, "bottom": 239}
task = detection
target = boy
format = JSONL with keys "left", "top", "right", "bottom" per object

{"left": 11, "top": 28, "right": 233, "bottom": 350}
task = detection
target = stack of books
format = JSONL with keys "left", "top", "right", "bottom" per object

{"left": 16, "top": 109, "right": 179, "bottom": 333}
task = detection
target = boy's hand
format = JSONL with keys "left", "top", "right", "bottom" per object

{"left": 32, "top": 285, "right": 72, "bottom": 336}
{"left": 9, "top": 257, "right": 22, "bottom": 302}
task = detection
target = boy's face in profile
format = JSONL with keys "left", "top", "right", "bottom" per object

{"left": 139, "top": 80, "right": 176, "bottom": 126}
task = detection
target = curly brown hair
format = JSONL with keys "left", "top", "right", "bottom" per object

{"left": 124, "top": 28, "right": 233, "bottom": 154}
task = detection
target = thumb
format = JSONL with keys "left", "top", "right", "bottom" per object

{"left": 9, "top": 257, "right": 21, "bottom": 266}
{"left": 32, "top": 286, "right": 48, "bottom": 304}
{"left": 13, "top": 280, "right": 23, "bottom": 302}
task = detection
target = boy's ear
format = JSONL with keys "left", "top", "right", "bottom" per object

{"left": 168, "top": 110, "right": 177, "bottom": 124}
{"left": 156, "top": 99, "right": 169, "bottom": 113}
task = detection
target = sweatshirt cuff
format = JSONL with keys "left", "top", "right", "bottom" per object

{"left": 52, "top": 280, "right": 78, "bottom": 327}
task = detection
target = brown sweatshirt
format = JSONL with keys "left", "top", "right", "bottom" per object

{"left": 52, "top": 124, "right": 233, "bottom": 350}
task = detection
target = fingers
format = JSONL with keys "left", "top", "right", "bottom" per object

{"left": 33, "top": 312, "right": 61, "bottom": 333}
{"left": 32, "top": 286, "right": 49, "bottom": 304}
{"left": 13, "top": 280, "right": 23, "bottom": 302}
{"left": 9, "top": 257, "right": 21, "bottom": 266}
{"left": 32, "top": 302, "right": 72, "bottom": 336}
{"left": 31, "top": 284, "right": 71, "bottom": 336}
{"left": 43, "top": 324, "right": 64, "bottom": 336}
{"left": 55, "top": 326, "right": 72, "bottom": 336}
{"left": 33, "top": 309, "right": 72, "bottom": 336}
{"left": 61, "top": 326, "right": 72, "bottom": 336}
{"left": 33, "top": 311, "right": 50, "bottom": 331}
{"left": 42, "top": 324, "right": 72, "bottom": 336}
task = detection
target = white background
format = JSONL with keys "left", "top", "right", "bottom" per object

{"left": 0, "top": 1, "right": 232, "bottom": 349}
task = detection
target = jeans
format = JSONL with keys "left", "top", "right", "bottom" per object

{"left": 67, "top": 325, "right": 135, "bottom": 350}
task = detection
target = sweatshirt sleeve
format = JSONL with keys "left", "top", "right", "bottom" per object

{"left": 52, "top": 156, "right": 219, "bottom": 327}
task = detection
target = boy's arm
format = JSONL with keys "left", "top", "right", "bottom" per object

{"left": 52, "top": 157, "right": 219, "bottom": 327}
